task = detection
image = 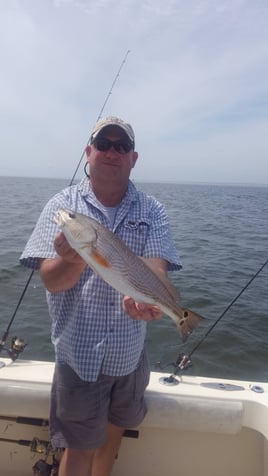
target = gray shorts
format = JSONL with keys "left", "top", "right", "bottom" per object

{"left": 49, "top": 350, "right": 150, "bottom": 449}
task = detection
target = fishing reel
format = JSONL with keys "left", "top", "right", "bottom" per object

{"left": 173, "top": 353, "right": 192, "bottom": 373}
{"left": 157, "top": 353, "right": 192, "bottom": 386}
{"left": 0, "top": 335, "right": 27, "bottom": 361}
{"left": 31, "top": 438, "right": 62, "bottom": 475}
{"left": 32, "top": 457, "right": 59, "bottom": 475}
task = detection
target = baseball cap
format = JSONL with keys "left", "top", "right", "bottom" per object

{"left": 90, "top": 116, "right": 135, "bottom": 145}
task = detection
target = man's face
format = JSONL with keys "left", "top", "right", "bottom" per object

{"left": 86, "top": 126, "right": 138, "bottom": 184}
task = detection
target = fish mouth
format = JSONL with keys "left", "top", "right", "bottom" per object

{"left": 54, "top": 210, "right": 61, "bottom": 225}
{"left": 54, "top": 210, "right": 65, "bottom": 227}
{"left": 55, "top": 208, "right": 74, "bottom": 226}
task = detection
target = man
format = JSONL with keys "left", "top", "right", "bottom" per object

{"left": 20, "top": 116, "right": 181, "bottom": 476}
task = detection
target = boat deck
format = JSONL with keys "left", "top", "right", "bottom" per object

{"left": 0, "top": 358, "right": 268, "bottom": 475}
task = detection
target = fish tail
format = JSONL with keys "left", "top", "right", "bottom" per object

{"left": 172, "top": 307, "right": 205, "bottom": 342}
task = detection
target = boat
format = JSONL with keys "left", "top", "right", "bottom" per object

{"left": 1, "top": 355, "right": 268, "bottom": 475}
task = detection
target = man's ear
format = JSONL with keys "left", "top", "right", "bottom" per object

{"left": 131, "top": 151, "right": 138, "bottom": 168}
{"left": 85, "top": 145, "right": 91, "bottom": 157}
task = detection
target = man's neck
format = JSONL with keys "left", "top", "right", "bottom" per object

{"left": 89, "top": 180, "right": 128, "bottom": 207}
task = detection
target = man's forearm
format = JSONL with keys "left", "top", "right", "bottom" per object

{"left": 39, "top": 257, "right": 86, "bottom": 292}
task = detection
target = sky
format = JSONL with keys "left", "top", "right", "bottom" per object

{"left": 1, "top": 0, "right": 268, "bottom": 184}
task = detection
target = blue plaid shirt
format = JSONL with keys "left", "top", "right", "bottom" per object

{"left": 20, "top": 178, "right": 182, "bottom": 381}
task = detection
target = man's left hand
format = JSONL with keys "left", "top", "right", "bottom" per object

{"left": 122, "top": 296, "right": 163, "bottom": 322}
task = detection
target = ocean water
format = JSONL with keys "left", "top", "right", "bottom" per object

{"left": 0, "top": 176, "right": 267, "bottom": 381}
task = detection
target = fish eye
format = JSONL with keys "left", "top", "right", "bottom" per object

{"left": 68, "top": 212, "right": 76, "bottom": 219}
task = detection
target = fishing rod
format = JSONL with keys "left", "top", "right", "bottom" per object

{"left": 69, "top": 49, "right": 130, "bottom": 186}
{"left": 163, "top": 258, "right": 268, "bottom": 383}
{"left": 0, "top": 50, "right": 131, "bottom": 359}
{"left": 0, "top": 271, "right": 33, "bottom": 357}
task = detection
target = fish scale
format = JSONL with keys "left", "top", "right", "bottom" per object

{"left": 55, "top": 209, "right": 205, "bottom": 342}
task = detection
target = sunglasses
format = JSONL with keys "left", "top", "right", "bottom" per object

{"left": 92, "top": 137, "right": 134, "bottom": 154}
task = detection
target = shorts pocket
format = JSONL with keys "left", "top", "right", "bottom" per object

{"left": 134, "top": 350, "right": 150, "bottom": 402}
{"left": 54, "top": 364, "right": 100, "bottom": 422}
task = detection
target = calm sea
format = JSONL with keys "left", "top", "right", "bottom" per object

{"left": 0, "top": 176, "right": 267, "bottom": 381}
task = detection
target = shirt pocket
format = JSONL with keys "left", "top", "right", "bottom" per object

{"left": 118, "top": 218, "right": 150, "bottom": 256}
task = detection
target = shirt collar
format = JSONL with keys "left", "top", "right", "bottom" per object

{"left": 78, "top": 177, "right": 138, "bottom": 207}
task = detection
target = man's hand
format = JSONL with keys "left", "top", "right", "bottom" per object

{"left": 39, "top": 232, "right": 86, "bottom": 292}
{"left": 122, "top": 296, "right": 163, "bottom": 322}
{"left": 122, "top": 257, "right": 168, "bottom": 322}
{"left": 54, "top": 232, "right": 84, "bottom": 264}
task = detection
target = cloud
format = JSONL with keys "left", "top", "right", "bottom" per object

{"left": 0, "top": 0, "right": 268, "bottom": 183}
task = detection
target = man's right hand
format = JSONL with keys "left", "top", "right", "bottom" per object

{"left": 54, "top": 232, "right": 84, "bottom": 264}
{"left": 39, "top": 233, "right": 86, "bottom": 292}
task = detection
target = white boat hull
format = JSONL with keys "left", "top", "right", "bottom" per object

{"left": 1, "top": 358, "right": 268, "bottom": 475}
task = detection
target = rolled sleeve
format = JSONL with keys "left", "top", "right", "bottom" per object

{"left": 20, "top": 196, "right": 64, "bottom": 269}
{"left": 142, "top": 200, "right": 182, "bottom": 271}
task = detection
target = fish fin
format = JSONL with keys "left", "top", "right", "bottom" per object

{"left": 176, "top": 307, "right": 205, "bottom": 342}
{"left": 91, "top": 249, "right": 112, "bottom": 268}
